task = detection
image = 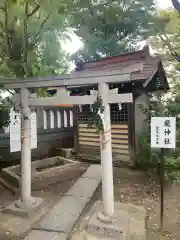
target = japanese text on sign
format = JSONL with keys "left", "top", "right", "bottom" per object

{"left": 151, "top": 117, "right": 176, "bottom": 149}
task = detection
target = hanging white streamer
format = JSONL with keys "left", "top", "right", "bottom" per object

{"left": 90, "top": 105, "right": 93, "bottom": 112}
{"left": 118, "top": 103, "right": 122, "bottom": 111}
{"left": 79, "top": 105, "right": 82, "bottom": 112}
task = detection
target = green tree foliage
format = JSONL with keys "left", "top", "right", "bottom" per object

{"left": 70, "top": 0, "right": 160, "bottom": 61}
{"left": 149, "top": 9, "right": 180, "bottom": 156}
{"left": 148, "top": 10, "right": 180, "bottom": 91}
{"left": 0, "top": 0, "right": 71, "bottom": 79}
{"left": 0, "top": 0, "right": 73, "bottom": 129}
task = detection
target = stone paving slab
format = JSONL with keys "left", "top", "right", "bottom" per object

{"left": 35, "top": 196, "right": 89, "bottom": 233}
{"left": 24, "top": 230, "right": 66, "bottom": 240}
{"left": 50, "top": 195, "right": 88, "bottom": 216}
{"left": 66, "top": 177, "right": 100, "bottom": 199}
{"left": 25, "top": 165, "right": 101, "bottom": 240}
{"left": 81, "top": 164, "right": 101, "bottom": 180}
{"left": 33, "top": 165, "right": 101, "bottom": 236}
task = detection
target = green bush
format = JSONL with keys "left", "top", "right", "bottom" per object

{"left": 164, "top": 156, "right": 180, "bottom": 180}
{"left": 136, "top": 134, "right": 180, "bottom": 180}
{"left": 136, "top": 135, "right": 159, "bottom": 171}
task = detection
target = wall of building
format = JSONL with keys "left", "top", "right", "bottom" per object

{"left": 0, "top": 107, "right": 74, "bottom": 167}
{"left": 134, "top": 94, "right": 150, "bottom": 150}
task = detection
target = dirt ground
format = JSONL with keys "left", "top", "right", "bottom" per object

{"left": 0, "top": 163, "right": 88, "bottom": 240}
{"left": 0, "top": 166, "right": 180, "bottom": 239}
{"left": 71, "top": 167, "right": 180, "bottom": 240}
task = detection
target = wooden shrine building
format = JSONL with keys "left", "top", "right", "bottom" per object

{"left": 68, "top": 46, "right": 169, "bottom": 166}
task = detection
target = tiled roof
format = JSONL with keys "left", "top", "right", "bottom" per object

{"left": 77, "top": 46, "right": 165, "bottom": 84}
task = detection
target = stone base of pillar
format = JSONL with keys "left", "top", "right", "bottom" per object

{"left": 96, "top": 211, "right": 115, "bottom": 224}
{"left": 86, "top": 201, "right": 147, "bottom": 239}
{"left": 3, "top": 197, "right": 44, "bottom": 218}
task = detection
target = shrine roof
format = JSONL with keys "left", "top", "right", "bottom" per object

{"left": 75, "top": 45, "right": 169, "bottom": 89}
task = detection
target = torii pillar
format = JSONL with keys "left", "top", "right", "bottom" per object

{"left": 5, "top": 88, "right": 43, "bottom": 215}
{"left": 16, "top": 88, "right": 35, "bottom": 208}
{"left": 98, "top": 83, "right": 114, "bottom": 219}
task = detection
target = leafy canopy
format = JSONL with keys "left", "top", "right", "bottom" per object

{"left": 0, "top": 0, "right": 74, "bottom": 128}
{"left": 0, "top": 0, "right": 72, "bottom": 78}
{"left": 148, "top": 9, "right": 180, "bottom": 96}
{"left": 70, "top": 0, "right": 158, "bottom": 61}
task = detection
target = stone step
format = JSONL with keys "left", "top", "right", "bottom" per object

{"left": 24, "top": 164, "right": 102, "bottom": 240}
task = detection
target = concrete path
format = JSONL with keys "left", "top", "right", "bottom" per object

{"left": 24, "top": 164, "right": 101, "bottom": 240}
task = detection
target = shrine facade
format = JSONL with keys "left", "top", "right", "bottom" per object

{"left": 70, "top": 46, "right": 169, "bottom": 166}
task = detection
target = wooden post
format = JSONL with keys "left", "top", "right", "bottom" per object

{"left": 128, "top": 102, "right": 136, "bottom": 166}
{"left": 73, "top": 106, "right": 79, "bottom": 153}
{"left": 160, "top": 148, "right": 165, "bottom": 232}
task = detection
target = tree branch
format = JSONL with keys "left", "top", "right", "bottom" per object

{"left": 159, "top": 34, "right": 180, "bottom": 62}
{"left": 32, "top": 13, "right": 51, "bottom": 46}
{"left": 4, "top": 2, "right": 12, "bottom": 50}
{"left": 27, "top": 4, "right": 40, "bottom": 18}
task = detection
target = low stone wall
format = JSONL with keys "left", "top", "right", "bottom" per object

{"left": 1, "top": 156, "right": 84, "bottom": 190}
{"left": 0, "top": 128, "right": 74, "bottom": 167}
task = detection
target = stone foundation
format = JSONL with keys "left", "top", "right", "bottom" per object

{"left": 1, "top": 156, "right": 81, "bottom": 190}
{"left": 85, "top": 201, "right": 147, "bottom": 239}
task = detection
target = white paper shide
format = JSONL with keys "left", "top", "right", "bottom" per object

{"left": 10, "top": 108, "right": 37, "bottom": 152}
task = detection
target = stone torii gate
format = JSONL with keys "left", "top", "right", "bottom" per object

{"left": 1, "top": 64, "right": 141, "bottom": 219}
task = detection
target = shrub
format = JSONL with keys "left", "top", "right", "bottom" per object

{"left": 136, "top": 134, "right": 159, "bottom": 171}
{"left": 136, "top": 134, "right": 180, "bottom": 180}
